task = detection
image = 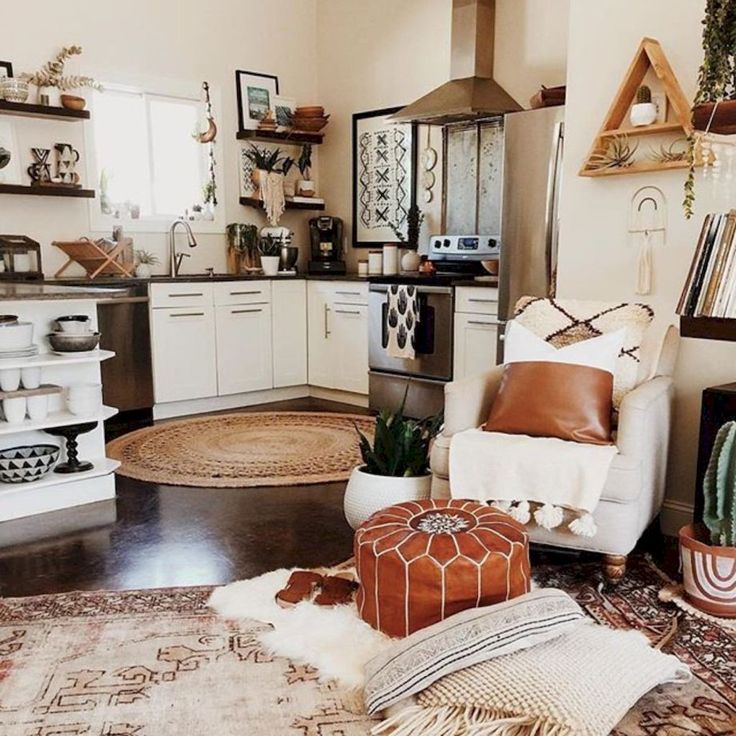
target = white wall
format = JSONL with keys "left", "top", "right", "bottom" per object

{"left": 0, "top": 0, "right": 320, "bottom": 277}
{"left": 558, "top": 0, "right": 732, "bottom": 526}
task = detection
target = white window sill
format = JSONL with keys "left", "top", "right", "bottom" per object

{"left": 88, "top": 212, "right": 225, "bottom": 235}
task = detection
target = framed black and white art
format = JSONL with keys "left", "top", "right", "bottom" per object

{"left": 352, "top": 107, "right": 417, "bottom": 248}
{"left": 235, "top": 70, "right": 279, "bottom": 131}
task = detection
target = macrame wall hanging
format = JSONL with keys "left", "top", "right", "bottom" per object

{"left": 195, "top": 81, "right": 218, "bottom": 208}
{"left": 628, "top": 186, "right": 666, "bottom": 295}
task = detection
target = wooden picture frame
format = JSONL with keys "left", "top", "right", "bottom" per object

{"left": 235, "top": 70, "right": 279, "bottom": 132}
{"left": 0, "top": 61, "right": 13, "bottom": 80}
{"left": 352, "top": 106, "right": 417, "bottom": 248}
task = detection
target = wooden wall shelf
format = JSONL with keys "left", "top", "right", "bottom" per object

{"left": 239, "top": 196, "right": 325, "bottom": 211}
{"left": 680, "top": 316, "right": 736, "bottom": 342}
{"left": 236, "top": 129, "right": 323, "bottom": 145}
{"left": 580, "top": 159, "right": 690, "bottom": 178}
{"left": 0, "top": 100, "right": 90, "bottom": 121}
{"left": 0, "top": 184, "right": 95, "bottom": 198}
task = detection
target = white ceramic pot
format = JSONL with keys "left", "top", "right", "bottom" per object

{"left": 21, "top": 366, "right": 41, "bottom": 389}
{"left": 0, "top": 321, "right": 33, "bottom": 350}
{"left": 296, "top": 179, "right": 316, "bottom": 197}
{"left": 3, "top": 396, "right": 27, "bottom": 425}
{"left": 0, "top": 368, "right": 21, "bottom": 392}
{"left": 368, "top": 251, "right": 383, "bottom": 275}
{"left": 344, "top": 466, "right": 432, "bottom": 530}
{"left": 26, "top": 394, "right": 49, "bottom": 422}
{"left": 630, "top": 102, "right": 658, "bottom": 127}
{"left": 383, "top": 245, "right": 399, "bottom": 275}
{"left": 401, "top": 250, "right": 421, "bottom": 272}
{"left": 37, "top": 86, "right": 60, "bottom": 106}
{"left": 260, "top": 255, "right": 280, "bottom": 276}
{"left": 67, "top": 383, "right": 102, "bottom": 417}
{"left": 135, "top": 263, "right": 152, "bottom": 278}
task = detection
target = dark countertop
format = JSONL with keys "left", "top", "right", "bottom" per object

{"left": 0, "top": 282, "right": 130, "bottom": 301}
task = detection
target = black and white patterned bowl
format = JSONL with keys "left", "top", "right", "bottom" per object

{"left": 0, "top": 444, "right": 60, "bottom": 483}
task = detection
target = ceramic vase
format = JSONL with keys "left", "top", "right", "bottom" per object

{"left": 401, "top": 250, "right": 421, "bottom": 272}
{"left": 630, "top": 102, "right": 658, "bottom": 127}
{"left": 135, "top": 263, "right": 152, "bottom": 278}
{"left": 343, "top": 466, "right": 432, "bottom": 529}
{"left": 260, "top": 255, "right": 280, "bottom": 276}
{"left": 679, "top": 523, "right": 736, "bottom": 618}
{"left": 383, "top": 244, "right": 398, "bottom": 275}
{"left": 296, "top": 179, "right": 315, "bottom": 197}
{"left": 251, "top": 169, "right": 266, "bottom": 199}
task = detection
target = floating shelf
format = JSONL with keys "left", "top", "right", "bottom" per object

{"left": 0, "top": 99, "right": 90, "bottom": 121}
{"left": 239, "top": 196, "right": 325, "bottom": 211}
{"left": 598, "top": 122, "right": 685, "bottom": 139}
{"left": 580, "top": 159, "right": 690, "bottom": 178}
{"left": 0, "top": 183, "right": 95, "bottom": 198}
{"left": 236, "top": 129, "right": 323, "bottom": 145}
{"left": 0, "top": 457, "right": 119, "bottom": 496}
{"left": 0, "top": 405, "right": 117, "bottom": 437}
{"left": 680, "top": 316, "right": 736, "bottom": 342}
{"left": 0, "top": 349, "right": 114, "bottom": 371}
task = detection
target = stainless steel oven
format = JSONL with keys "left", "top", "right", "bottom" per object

{"left": 368, "top": 283, "right": 454, "bottom": 417}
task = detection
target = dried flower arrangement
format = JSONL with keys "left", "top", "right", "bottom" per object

{"left": 21, "top": 45, "right": 101, "bottom": 92}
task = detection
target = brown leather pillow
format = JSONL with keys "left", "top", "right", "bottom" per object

{"left": 484, "top": 361, "right": 614, "bottom": 445}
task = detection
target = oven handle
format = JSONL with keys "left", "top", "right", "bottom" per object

{"left": 369, "top": 284, "right": 453, "bottom": 295}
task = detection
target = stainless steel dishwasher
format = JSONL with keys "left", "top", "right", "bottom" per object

{"left": 96, "top": 283, "right": 154, "bottom": 437}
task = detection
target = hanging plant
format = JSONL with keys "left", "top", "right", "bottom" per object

{"left": 684, "top": 0, "right": 736, "bottom": 218}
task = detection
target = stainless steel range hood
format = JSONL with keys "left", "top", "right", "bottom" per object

{"left": 390, "top": 0, "right": 522, "bottom": 125}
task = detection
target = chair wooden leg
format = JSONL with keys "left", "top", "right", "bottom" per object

{"left": 603, "top": 554, "right": 627, "bottom": 583}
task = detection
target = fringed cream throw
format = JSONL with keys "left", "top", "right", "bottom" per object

{"left": 372, "top": 621, "right": 690, "bottom": 736}
{"left": 449, "top": 429, "right": 618, "bottom": 537}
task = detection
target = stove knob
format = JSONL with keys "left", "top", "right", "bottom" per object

{"left": 433, "top": 239, "right": 442, "bottom": 249}
{"left": 488, "top": 238, "right": 497, "bottom": 249}
{"left": 443, "top": 238, "right": 451, "bottom": 248}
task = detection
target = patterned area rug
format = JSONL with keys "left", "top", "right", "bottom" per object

{"left": 106, "top": 411, "right": 374, "bottom": 488}
{"left": 0, "top": 557, "right": 733, "bottom": 735}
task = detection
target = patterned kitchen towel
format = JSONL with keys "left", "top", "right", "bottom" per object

{"left": 386, "top": 285, "right": 419, "bottom": 360}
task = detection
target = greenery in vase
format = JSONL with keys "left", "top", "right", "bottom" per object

{"left": 21, "top": 45, "right": 102, "bottom": 91}
{"left": 684, "top": 0, "right": 736, "bottom": 218}
{"left": 244, "top": 144, "right": 284, "bottom": 173}
{"left": 258, "top": 234, "right": 281, "bottom": 257}
{"left": 280, "top": 156, "right": 296, "bottom": 176}
{"left": 226, "top": 223, "right": 259, "bottom": 254}
{"left": 135, "top": 249, "right": 160, "bottom": 266}
{"left": 355, "top": 395, "right": 442, "bottom": 478}
{"left": 298, "top": 144, "right": 313, "bottom": 179}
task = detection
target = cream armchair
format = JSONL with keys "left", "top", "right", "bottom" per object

{"left": 430, "top": 325, "right": 680, "bottom": 581}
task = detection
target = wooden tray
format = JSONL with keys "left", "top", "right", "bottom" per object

{"left": 0, "top": 384, "right": 63, "bottom": 400}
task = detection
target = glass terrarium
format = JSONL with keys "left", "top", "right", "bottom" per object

{"left": 0, "top": 235, "right": 43, "bottom": 280}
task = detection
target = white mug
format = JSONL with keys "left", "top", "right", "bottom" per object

{"left": 0, "top": 368, "right": 21, "bottom": 392}
{"left": 3, "top": 396, "right": 26, "bottom": 425}
{"left": 21, "top": 366, "right": 41, "bottom": 389}
{"left": 26, "top": 394, "right": 49, "bottom": 421}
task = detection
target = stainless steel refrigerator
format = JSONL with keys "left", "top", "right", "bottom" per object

{"left": 497, "top": 106, "right": 565, "bottom": 353}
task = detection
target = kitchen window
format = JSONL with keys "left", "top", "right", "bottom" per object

{"left": 88, "top": 84, "right": 223, "bottom": 233}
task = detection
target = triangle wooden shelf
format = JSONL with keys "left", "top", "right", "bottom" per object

{"left": 579, "top": 38, "right": 694, "bottom": 178}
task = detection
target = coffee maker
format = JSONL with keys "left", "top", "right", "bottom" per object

{"left": 308, "top": 216, "right": 346, "bottom": 275}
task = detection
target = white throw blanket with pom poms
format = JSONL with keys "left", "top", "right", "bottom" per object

{"left": 449, "top": 429, "right": 618, "bottom": 537}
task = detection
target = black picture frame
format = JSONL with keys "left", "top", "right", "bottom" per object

{"left": 0, "top": 61, "right": 13, "bottom": 79}
{"left": 352, "top": 106, "right": 417, "bottom": 248}
{"left": 235, "top": 70, "right": 279, "bottom": 132}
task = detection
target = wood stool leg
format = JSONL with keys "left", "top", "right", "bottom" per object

{"left": 603, "top": 554, "right": 627, "bottom": 583}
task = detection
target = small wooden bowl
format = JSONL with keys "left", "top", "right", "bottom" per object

{"left": 295, "top": 106, "right": 325, "bottom": 118}
{"left": 60, "top": 94, "right": 86, "bottom": 111}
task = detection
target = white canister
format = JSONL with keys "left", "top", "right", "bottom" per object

{"left": 21, "top": 366, "right": 41, "bottom": 389}
{"left": 383, "top": 244, "right": 399, "bottom": 276}
{"left": 27, "top": 394, "right": 49, "bottom": 421}
{"left": 3, "top": 396, "right": 26, "bottom": 425}
{"left": 368, "top": 251, "right": 383, "bottom": 275}
{"left": 13, "top": 253, "right": 32, "bottom": 273}
{"left": 357, "top": 260, "right": 369, "bottom": 277}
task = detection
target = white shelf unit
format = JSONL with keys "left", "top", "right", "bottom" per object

{"left": 0, "top": 300, "right": 120, "bottom": 523}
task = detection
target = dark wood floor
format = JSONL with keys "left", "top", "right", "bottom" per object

{"left": 0, "top": 397, "right": 675, "bottom": 598}
{"left": 0, "top": 398, "right": 367, "bottom": 598}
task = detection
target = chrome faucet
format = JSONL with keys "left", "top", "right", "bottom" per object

{"left": 168, "top": 219, "right": 198, "bottom": 276}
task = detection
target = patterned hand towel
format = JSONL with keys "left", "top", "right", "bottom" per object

{"left": 386, "top": 285, "right": 419, "bottom": 360}
{"left": 372, "top": 621, "right": 690, "bottom": 736}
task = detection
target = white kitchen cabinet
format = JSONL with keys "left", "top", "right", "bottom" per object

{"left": 272, "top": 280, "right": 307, "bottom": 388}
{"left": 453, "top": 313, "right": 500, "bottom": 381}
{"left": 150, "top": 306, "right": 218, "bottom": 403}
{"left": 215, "top": 303, "right": 273, "bottom": 395}
{"left": 307, "top": 281, "right": 369, "bottom": 394}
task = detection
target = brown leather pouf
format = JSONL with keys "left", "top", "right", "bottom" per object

{"left": 354, "top": 499, "right": 531, "bottom": 637}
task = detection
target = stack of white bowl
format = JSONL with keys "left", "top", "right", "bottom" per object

{"left": 0, "top": 316, "right": 38, "bottom": 359}
{"left": 66, "top": 383, "right": 103, "bottom": 417}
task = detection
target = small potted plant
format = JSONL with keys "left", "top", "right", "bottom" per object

{"left": 344, "top": 398, "right": 443, "bottom": 529}
{"left": 630, "top": 85, "right": 657, "bottom": 127}
{"left": 258, "top": 233, "right": 281, "bottom": 276}
{"left": 134, "top": 249, "right": 159, "bottom": 278}
{"left": 21, "top": 45, "right": 101, "bottom": 108}
{"left": 679, "top": 421, "right": 736, "bottom": 618}
{"left": 390, "top": 204, "right": 425, "bottom": 272}
{"left": 296, "top": 144, "right": 315, "bottom": 197}
{"left": 243, "top": 144, "right": 283, "bottom": 199}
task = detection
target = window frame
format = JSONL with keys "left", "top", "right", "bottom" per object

{"left": 85, "top": 78, "right": 225, "bottom": 235}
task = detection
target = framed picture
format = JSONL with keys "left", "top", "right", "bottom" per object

{"left": 0, "top": 121, "right": 21, "bottom": 185}
{"left": 236, "top": 70, "right": 279, "bottom": 131}
{"left": 352, "top": 107, "right": 417, "bottom": 248}
{"left": 272, "top": 95, "right": 296, "bottom": 132}
{"left": 0, "top": 61, "right": 12, "bottom": 80}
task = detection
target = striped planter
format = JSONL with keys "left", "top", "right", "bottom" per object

{"left": 679, "top": 524, "right": 736, "bottom": 618}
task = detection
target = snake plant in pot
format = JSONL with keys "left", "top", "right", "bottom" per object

{"left": 679, "top": 421, "right": 736, "bottom": 617}
{"left": 344, "top": 399, "right": 443, "bottom": 529}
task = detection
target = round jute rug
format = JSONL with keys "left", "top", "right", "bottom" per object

{"left": 106, "top": 411, "right": 374, "bottom": 488}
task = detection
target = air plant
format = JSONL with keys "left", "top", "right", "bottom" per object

{"left": 21, "top": 45, "right": 102, "bottom": 91}
{"left": 298, "top": 144, "right": 313, "bottom": 179}
{"left": 244, "top": 144, "right": 283, "bottom": 172}
{"left": 648, "top": 138, "right": 689, "bottom": 163}
{"left": 135, "top": 249, "right": 160, "bottom": 266}
{"left": 587, "top": 135, "right": 639, "bottom": 170}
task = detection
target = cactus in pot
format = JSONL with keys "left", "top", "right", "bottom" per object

{"left": 636, "top": 85, "right": 652, "bottom": 105}
{"left": 679, "top": 421, "right": 736, "bottom": 618}
{"left": 630, "top": 84, "right": 657, "bottom": 127}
